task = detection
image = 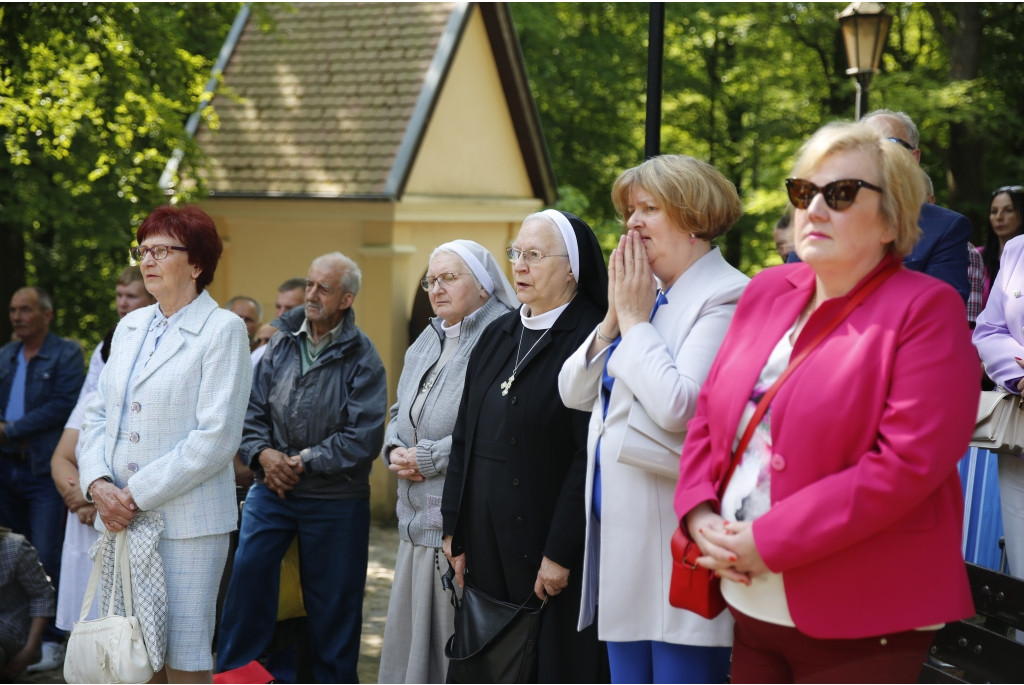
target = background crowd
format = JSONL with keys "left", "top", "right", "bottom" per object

{"left": 0, "top": 108, "right": 1021, "bottom": 684}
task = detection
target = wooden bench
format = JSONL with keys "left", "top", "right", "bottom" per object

{"left": 920, "top": 562, "right": 1024, "bottom": 683}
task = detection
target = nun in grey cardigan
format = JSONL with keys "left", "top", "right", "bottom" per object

{"left": 378, "top": 241, "right": 516, "bottom": 684}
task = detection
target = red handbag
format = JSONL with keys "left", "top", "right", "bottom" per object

{"left": 669, "top": 257, "right": 901, "bottom": 618}
{"left": 669, "top": 527, "right": 727, "bottom": 618}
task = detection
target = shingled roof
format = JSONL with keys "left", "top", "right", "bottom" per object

{"left": 193, "top": 2, "right": 554, "bottom": 202}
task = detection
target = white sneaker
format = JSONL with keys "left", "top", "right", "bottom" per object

{"left": 25, "top": 640, "right": 64, "bottom": 672}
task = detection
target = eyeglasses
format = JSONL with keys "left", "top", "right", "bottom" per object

{"left": 992, "top": 185, "right": 1024, "bottom": 197}
{"left": 420, "top": 273, "right": 465, "bottom": 291}
{"left": 505, "top": 247, "right": 568, "bottom": 266}
{"left": 886, "top": 137, "right": 915, "bottom": 151}
{"left": 785, "top": 178, "right": 884, "bottom": 211}
{"left": 129, "top": 244, "right": 188, "bottom": 262}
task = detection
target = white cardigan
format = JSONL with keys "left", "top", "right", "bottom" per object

{"left": 558, "top": 247, "right": 747, "bottom": 645}
{"left": 79, "top": 290, "right": 252, "bottom": 539}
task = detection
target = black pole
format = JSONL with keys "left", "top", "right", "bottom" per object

{"left": 645, "top": 3, "right": 665, "bottom": 159}
{"left": 855, "top": 73, "right": 872, "bottom": 120}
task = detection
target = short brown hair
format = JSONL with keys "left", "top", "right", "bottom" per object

{"left": 611, "top": 154, "right": 742, "bottom": 240}
{"left": 117, "top": 265, "right": 144, "bottom": 286}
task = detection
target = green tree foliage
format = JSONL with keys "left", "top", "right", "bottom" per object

{"left": 0, "top": 2, "right": 239, "bottom": 347}
{"left": 3, "top": 2, "right": 1021, "bottom": 341}
{"left": 511, "top": 2, "right": 1024, "bottom": 273}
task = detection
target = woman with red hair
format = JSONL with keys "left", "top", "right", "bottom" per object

{"left": 79, "top": 205, "right": 252, "bottom": 683}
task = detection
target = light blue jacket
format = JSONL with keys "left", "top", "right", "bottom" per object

{"left": 79, "top": 290, "right": 252, "bottom": 539}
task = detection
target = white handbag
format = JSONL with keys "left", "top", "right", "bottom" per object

{"left": 971, "top": 388, "right": 1024, "bottom": 455}
{"left": 64, "top": 530, "right": 154, "bottom": 684}
{"left": 616, "top": 399, "right": 683, "bottom": 480}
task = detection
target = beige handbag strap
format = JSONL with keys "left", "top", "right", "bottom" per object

{"left": 78, "top": 530, "right": 135, "bottom": 621}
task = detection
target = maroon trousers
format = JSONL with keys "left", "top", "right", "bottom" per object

{"left": 729, "top": 607, "right": 936, "bottom": 683}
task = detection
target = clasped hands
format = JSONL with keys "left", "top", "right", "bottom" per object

{"left": 595, "top": 230, "right": 658, "bottom": 347}
{"left": 685, "top": 502, "right": 769, "bottom": 585}
{"left": 388, "top": 446, "right": 424, "bottom": 482}
{"left": 442, "top": 535, "right": 568, "bottom": 602}
{"left": 0, "top": 421, "right": 28, "bottom": 450}
{"left": 259, "top": 448, "right": 304, "bottom": 499}
{"left": 88, "top": 479, "right": 137, "bottom": 532}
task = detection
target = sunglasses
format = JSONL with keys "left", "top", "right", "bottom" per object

{"left": 886, "top": 137, "right": 915, "bottom": 151}
{"left": 992, "top": 185, "right": 1024, "bottom": 197}
{"left": 785, "top": 178, "right": 884, "bottom": 211}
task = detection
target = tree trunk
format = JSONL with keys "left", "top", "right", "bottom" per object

{"left": 0, "top": 223, "right": 26, "bottom": 343}
{"left": 936, "top": 4, "right": 985, "bottom": 237}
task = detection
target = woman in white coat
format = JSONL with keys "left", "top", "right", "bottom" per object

{"left": 79, "top": 205, "right": 252, "bottom": 683}
{"left": 559, "top": 155, "right": 748, "bottom": 683}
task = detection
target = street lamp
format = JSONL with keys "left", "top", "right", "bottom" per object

{"left": 837, "top": 2, "right": 892, "bottom": 120}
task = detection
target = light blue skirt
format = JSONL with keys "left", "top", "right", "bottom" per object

{"left": 159, "top": 533, "right": 229, "bottom": 671}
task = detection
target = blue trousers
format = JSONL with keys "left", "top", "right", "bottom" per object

{"left": 607, "top": 640, "right": 732, "bottom": 684}
{"left": 216, "top": 484, "right": 369, "bottom": 683}
{"left": 0, "top": 457, "right": 67, "bottom": 641}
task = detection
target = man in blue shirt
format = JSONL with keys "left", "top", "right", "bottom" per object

{"left": 0, "top": 286, "right": 83, "bottom": 670}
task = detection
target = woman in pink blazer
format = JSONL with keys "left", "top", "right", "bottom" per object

{"left": 674, "top": 121, "right": 978, "bottom": 682}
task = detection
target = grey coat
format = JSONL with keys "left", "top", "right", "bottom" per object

{"left": 383, "top": 296, "right": 511, "bottom": 547}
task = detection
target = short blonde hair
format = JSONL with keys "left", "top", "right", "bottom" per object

{"left": 611, "top": 154, "right": 742, "bottom": 241}
{"left": 791, "top": 121, "right": 924, "bottom": 258}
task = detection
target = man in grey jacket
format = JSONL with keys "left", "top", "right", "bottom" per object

{"left": 216, "top": 252, "right": 387, "bottom": 683}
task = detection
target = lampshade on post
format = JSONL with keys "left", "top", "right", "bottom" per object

{"left": 837, "top": 2, "right": 893, "bottom": 120}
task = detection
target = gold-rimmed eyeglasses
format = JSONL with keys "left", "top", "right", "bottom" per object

{"left": 420, "top": 273, "right": 465, "bottom": 291}
{"left": 505, "top": 247, "right": 568, "bottom": 266}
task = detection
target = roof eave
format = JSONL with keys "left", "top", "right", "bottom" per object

{"left": 382, "top": 2, "right": 473, "bottom": 200}
{"left": 479, "top": 2, "right": 557, "bottom": 206}
{"left": 206, "top": 190, "right": 395, "bottom": 201}
{"left": 159, "top": 2, "right": 252, "bottom": 193}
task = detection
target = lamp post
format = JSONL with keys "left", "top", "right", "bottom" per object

{"left": 837, "top": 2, "right": 892, "bottom": 120}
{"left": 645, "top": 3, "right": 665, "bottom": 159}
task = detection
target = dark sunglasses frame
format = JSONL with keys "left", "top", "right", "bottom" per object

{"left": 886, "top": 137, "right": 915, "bottom": 151}
{"left": 785, "top": 178, "right": 884, "bottom": 211}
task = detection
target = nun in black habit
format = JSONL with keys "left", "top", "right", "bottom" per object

{"left": 442, "top": 210, "right": 610, "bottom": 683}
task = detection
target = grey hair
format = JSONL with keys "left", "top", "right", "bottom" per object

{"left": 311, "top": 251, "right": 361, "bottom": 296}
{"left": 278, "top": 277, "right": 307, "bottom": 293}
{"left": 19, "top": 286, "right": 54, "bottom": 312}
{"left": 864, "top": 108, "right": 920, "bottom": 149}
{"left": 226, "top": 295, "right": 262, "bottom": 320}
{"left": 921, "top": 169, "right": 935, "bottom": 198}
